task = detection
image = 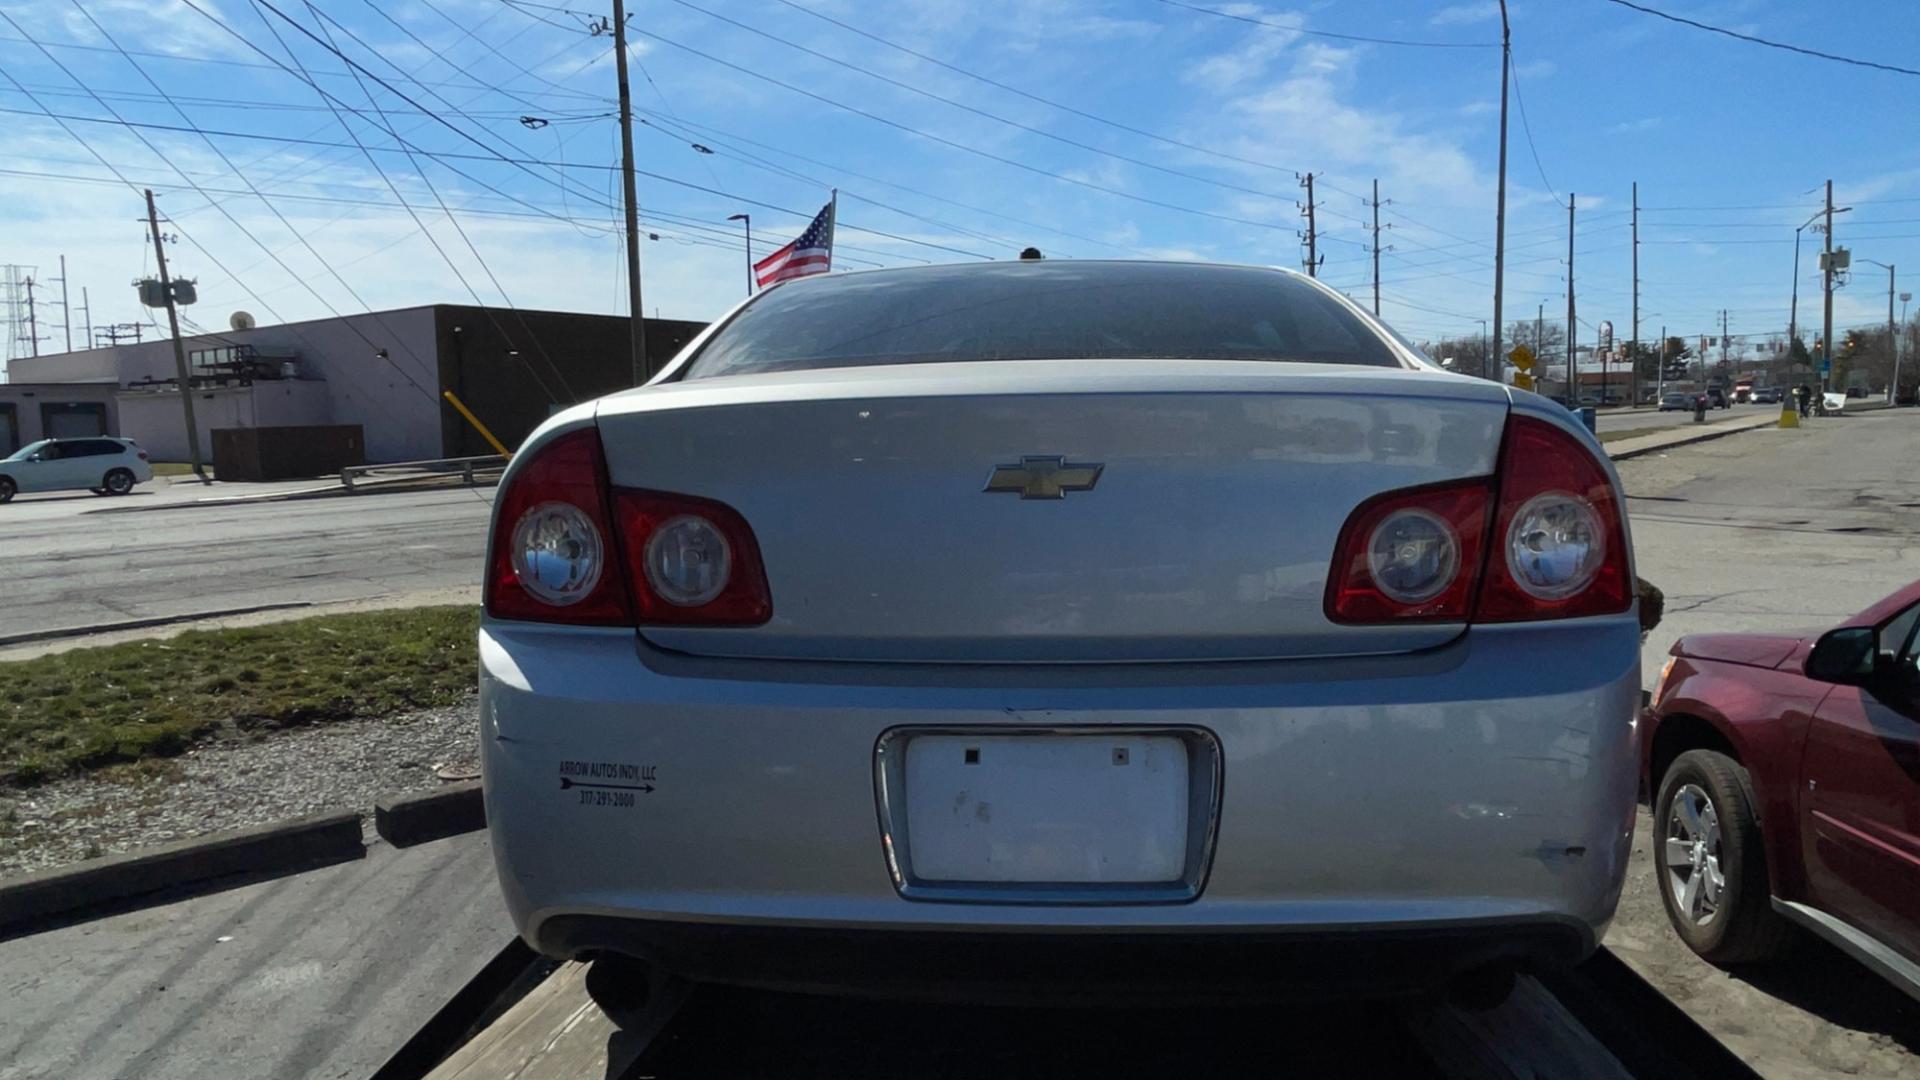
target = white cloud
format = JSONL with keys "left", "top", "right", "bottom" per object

{"left": 1180, "top": 6, "right": 1306, "bottom": 92}
{"left": 1515, "top": 58, "right": 1556, "bottom": 79}
{"left": 1607, "top": 117, "right": 1663, "bottom": 134}
{"left": 1429, "top": 2, "right": 1502, "bottom": 26}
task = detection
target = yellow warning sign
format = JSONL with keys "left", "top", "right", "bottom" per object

{"left": 1508, "top": 344, "right": 1536, "bottom": 371}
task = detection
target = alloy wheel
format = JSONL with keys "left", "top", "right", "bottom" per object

{"left": 1664, "top": 783, "right": 1725, "bottom": 927}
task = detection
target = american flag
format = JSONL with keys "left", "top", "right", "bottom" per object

{"left": 754, "top": 199, "right": 834, "bottom": 287}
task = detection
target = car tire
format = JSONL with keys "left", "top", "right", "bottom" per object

{"left": 1654, "top": 749, "right": 1788, "bottom": 965}
{"left": 0, "top": 476, "right": 13, "bottom": 503}
{"left": 103, "top": 468, "right": 135, "bottom": 495}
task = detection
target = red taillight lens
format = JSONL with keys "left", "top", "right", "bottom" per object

{"left": 614, "top": 490, "right": 772, "bottom": 626}
{"left": 1325, "top": 413, "right": 1631, "bottom": 625}
{"left": 1327, "top": 479, "right": 1492, "bottom": 622}
{"left": 136, "top": 450, "right": 149, "bottom": 461}
{"left": 485, "top": 427, "right": 631, "bottom": 625}
{"left": 1477, "top": 414, "right": 1631, "bottom": 621}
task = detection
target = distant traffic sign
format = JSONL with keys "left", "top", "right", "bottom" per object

{"left": 1508, "top": 344, "right": 1536, "bottom": 371}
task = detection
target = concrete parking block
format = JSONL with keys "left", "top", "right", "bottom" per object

{"left": 0, "top": 810, "right": 363, "bottom": 934}
{"left": 376, "top": 781, "right": 486, "bottom": 848}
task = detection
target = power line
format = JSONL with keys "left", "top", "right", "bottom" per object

{"left": 1149, "top": 0, "right": 1500, "bottom": 49}
{"left": 633, "top": 109, "right": 1141, "bottom": 255}
{"left": 624, "top": 25, "right": 1302, "bottom": 233}
{"left": 0, "top": 33, "right": 611, "bottom": 103}
{"left": 1507, "top": 52, "right": 1560, "bottom": 206}
{"left": 1602, "top": 0, "right": 1920, "bottom": 79}
{"left": 658, "top": 0, "right": 1309, "bottom": 210}
{"left": 760, "top": 0, "right": 1308, "bottom": 181}
{"left": 285, "top": 0, "right": 578, "bottom": 400}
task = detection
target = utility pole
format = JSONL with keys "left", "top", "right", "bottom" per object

{"left": 1368, "top": 178, "right": 1385, "bottom": 316}
{"left": 1631, "top": 182, "right": 1639, "bottom": 408}
{"left": 609, "top": 0, "right": 649, "bottom": 384}
{"left": 146, "top": 189, "right": 207, "bottom": 484}
{"left": 55, "top": 255, "right": 72, "bottom": 353}
{"left": 1536, "top": 302, "right": 1543, "bottom": 358}
{"left": 1859, "top": 260, "right": 1897, "bottom": 402}
{"left": 24, "top": 275, "right": 39, "bottom": 357}
{"left": 1492, "top": 0, "right": 1511, "bottom": 387}
{"left": 1720, "top": 310, "right": 1730, "bottom": 373}
{"left": 1566, "top": 193, "right": 1577, "bottom": 401}
{"left": 79, "top": 287, "right": 91, "bottom": 348}
{"left": 1658, "top": 323, "right": 1667, "bottom": 399}
{"left": 1822, "top": 178, "right": 1835, "bottom": 395}
{"left": 1300, "top": 173, "right": 1319, "bottom": 278}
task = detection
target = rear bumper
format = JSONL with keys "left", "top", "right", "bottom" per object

{"left": 534, "top": 914, "right": 1590, "bottom": 1001}
{"left": 480, "top": 618, "right": 1641, "bottom": 984}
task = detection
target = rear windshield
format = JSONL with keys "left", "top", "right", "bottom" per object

{"left": 683, "top": 262, "right": 1402, "bottom": 379}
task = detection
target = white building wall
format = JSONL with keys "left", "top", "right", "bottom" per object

{"left": 115, "top": 380, "right": 333, "bottom": 462}
{"left": 9, "top": 306, "right": 444, "bottom": 463}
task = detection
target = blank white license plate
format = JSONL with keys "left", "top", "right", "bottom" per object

{"left": 902, "top": 735, "right": 1190, "bottom": 884}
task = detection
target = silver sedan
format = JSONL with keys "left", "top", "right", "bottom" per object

{"left": 479, "top": 260, "right": 1640, "bottom": 1000}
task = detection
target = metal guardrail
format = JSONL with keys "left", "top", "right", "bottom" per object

{"left": 340, "top": 454, "right": 507, "bottom": 491}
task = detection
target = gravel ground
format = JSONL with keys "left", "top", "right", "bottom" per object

{"left": 0, "top": 694, "right": 478, "bottom": 876}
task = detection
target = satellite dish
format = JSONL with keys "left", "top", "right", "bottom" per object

{"left": 230, "top": 311, "right": 256, "bottom": 330}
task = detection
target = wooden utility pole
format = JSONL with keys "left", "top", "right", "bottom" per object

{"left": 1370, "top": 179, "right": 1381, "bottom": 315}
{"left": 1566, "top": 193, "right": 1577, "bottom": 400}
{"left": 1630, "top": 182, "right": 1639, "bottom": 406}
{"left": 1492, "top": 0, "right": 1511, "bottom": 383}
{"left": 146, "top": 189, "right": 207, "bottom": 484}
{"left": 610, "top": 0, "right": 649, "bottom": 384}
{"left": 22, "top": 275, "right": 38, "bottom": 357}
{"left": 1301, "top": 172, "right": 1319, "bottom": 278}
{"left": 79, "top": 287, "right": 91, "bottom": 347}
{"left": 1821, "top": 178, "right": 1835, "bottom": 395}
{"left": 56, "top": 255, "right": 71, "bottom": 353}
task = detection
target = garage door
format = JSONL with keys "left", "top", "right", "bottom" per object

{"left": 41, "top": 402, "right": 107, "bottom": 439}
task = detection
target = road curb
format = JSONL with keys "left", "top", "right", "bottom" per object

{"left": 0, "top": 810, "right": 364, "bottom": 935}
{"left": 1605, "top": 414, "right": 1781, "bottom": 462}
{"left": 84, "top": 474, "right": 500, "bottom": 515}
{"left": 376, "top": 781, "right": 486, "bottom": 848}
{"left": 0, "top": 602, "right": 315, "bottom": 648}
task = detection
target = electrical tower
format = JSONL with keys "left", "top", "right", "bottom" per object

{"left": 2, "top": 264, "right": 44, "bottom": 361}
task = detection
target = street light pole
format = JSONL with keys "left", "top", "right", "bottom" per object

{"left": 728, "top": 213, "right": 752, "bottom": 297}
{"left": 1490, "top": 0, "right": 1511, "bottom": 382}
{"left": 1860, "top": 259, "right": 1896, "bottom": 402}
{"left": 1822, "top": 179, "right": 1835, "bottom": 396}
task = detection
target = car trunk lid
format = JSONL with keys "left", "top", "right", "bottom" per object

{"left": 596, "top": 360, "right": 1510, "bottom": 663}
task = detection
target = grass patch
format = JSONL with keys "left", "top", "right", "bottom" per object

{"left": 148, "top": 462, "right": 215, "bottom": 478}
{"left": 0, "top": 606, "right": 478, "bottom": 787}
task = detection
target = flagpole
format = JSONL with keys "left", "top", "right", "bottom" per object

{"left": 828, "top": 188, "right": 838, "bottom": 271}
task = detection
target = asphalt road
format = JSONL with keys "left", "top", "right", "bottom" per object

{"left": 0, "top": 486, "right": 493, "bottom": 641}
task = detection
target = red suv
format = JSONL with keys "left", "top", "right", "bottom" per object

{"left": 1643, "top": 582, "right": 1920, "bottom": 1001}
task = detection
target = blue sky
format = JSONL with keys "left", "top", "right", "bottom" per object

{"left": 2, "top": 0, "right": 1917, "bottom": 362}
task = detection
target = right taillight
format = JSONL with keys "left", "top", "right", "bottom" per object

{"left": 1325, "top": 412, "right": 1631, "bottom": 625}
{"left": 1476, "top": 414, "right": 1632, "bottom": 622}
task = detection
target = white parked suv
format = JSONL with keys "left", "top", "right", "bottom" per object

{"left": 0, "top": 437, "right": 154, "bottom": 502}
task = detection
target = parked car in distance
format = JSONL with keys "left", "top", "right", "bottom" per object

{"left": 1706, "top": 387, "right": 1729, "bottom": 409}
{"left": 1846, "top": 386, "right": 1868, "bottom": 399}
{"left": 1751, "top": 387, "right": 1782, "bottom": 405}
{"left": 479, "top": 260, "right": 1643, "bottom": 1006}
{"left": 0, "top": 437, "right": 152, "bottom": 503}
{"left": 1659, "top": 392, "right": 1696, "bottom": 412}
{"left": 1643, "top": 581, "right": 1920, "bottom": 1001}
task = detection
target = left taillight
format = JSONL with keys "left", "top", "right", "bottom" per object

{"left": 485, "top": 427, "right": 631, "bottom": 625}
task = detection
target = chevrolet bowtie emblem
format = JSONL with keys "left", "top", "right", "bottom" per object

{"left": 984, "top": 456, "right": 1104, "bottom": 500}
